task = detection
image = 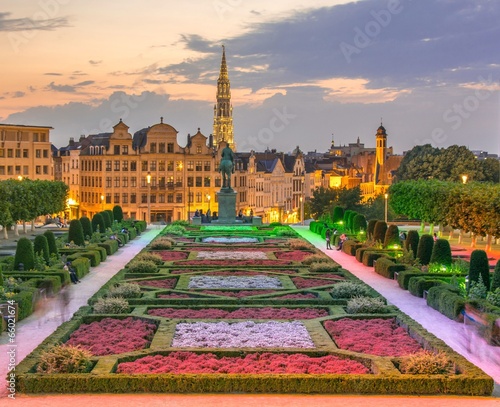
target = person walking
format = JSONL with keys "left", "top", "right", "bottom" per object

{"left": 325, "top": 229, "right": 332, "bottom": 250}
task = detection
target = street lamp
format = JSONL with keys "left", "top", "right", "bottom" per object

{"left": 206, "top": 194, "right": 211, "bottom": 214}
{"left": 462, "top": 174, "right": 468, "bottom": 184}
{"left": 147, "top": 172, "right": 151, "bottom": 224}
{"left": 384, "top": 193, "right": 388, "bottom": 223}
{"left": 300, "top": 196, "right": 304, "bottom": 225}
{"left": 100, "top": 194, "right": 104, "bottom": 211}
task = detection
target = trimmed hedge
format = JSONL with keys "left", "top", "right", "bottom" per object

{"left": 384, "top": 225, "right": 400, "bottom": 248}
{"left": 98, "top": 239, "right": 119, "bottom": 255}
{"left": 341, "top": 240, "right": 362, "bottom": 256}
{"left": 416, "top": 234, "right": 434, "bottom": 266}
{"left": 68, "top": 219, "right": 85, "bottom": 246}
{"left": 92, "top": 213, "right": 106, "bottom": 234}
{"left": 43, "top": 230, "right": 58, "bottom": 256}
{"left": 362, "top": 251, "right": 387, "bottom": 267}
{"left": 469, "top": 250, "right": 490, "bottom": 290}
{"left": 372, "top": 221, "right": 387, "bottom": 244}
{"left": 374, "top": 258, "right": 406, "bottom": 279}
{"left": 405, "top": 230, "right": 419, "bottom": 258}
{"left": 14, "top": 237, "right": 35, "bottom": 271}
{"left": 367, "top": 220, "right": 377, "bottom": 241}
{"left": 408, "top": 277, "right": 448, "bottom": 298}
{"left": 33, "top": 235, "right": 50, "bottom": 264}
{"left": 113, "top": 205, "right": 124, "bottom": 222}
{"left": 80, "top": 216, "right": 93, "bottom": 239}
{"left": 492, "top": 260, "right": 500, "bottom": 291}
{"left": 429, "top": 239, "right": 452, "bottom": 267}
{"left": 426, "top": 284, "right": 466, "bottom": 321}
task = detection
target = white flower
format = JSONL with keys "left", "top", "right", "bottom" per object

{"left": 188, "top": 276, "right": 283, "bottom": 289}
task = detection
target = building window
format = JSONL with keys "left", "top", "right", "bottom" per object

{"left": 114, "top": 145, "right": 120, "bottom": 155}
{"left": 159, "top": 194, "right": 165, "bottom": 203}
{"left": 196, "top": 192, "right": 202, "bottom": 203}
{"left": 106, "top": 193, "right": 112, "bottom": 204}
{"left": 141, "top": 193, "right": 148, "bottom": 204}
{"left": 0, "top": 166, "right": 4, "bottom": 175}
{"left": 0, "top": 149, "right": 4, "bottom": 157}
{"left": 176, "top": 176, "right": 182, "bottom": 187}
{"left": 122, "top": 161, "right": 129, "bottom": 171}
{"left": 106, "top": 161, "right": 112, "bottom": 171}
{"left": 215, "top": 177, "right": 221, "bottom": 187}
{"left": 7, "top": 149, "right": 13, "bottom": 158}
{"left": 150, "top": 194, "right": 156, "bottom": 204}
{"left": 150, "top": 161, "right": 157, "bottom": 171}
{"left": 187, "top": 177, "right": 194, "bottom": 187}
{"left": 122, "top": 145, "right": 128, "bottom": 155}
{"left": 122, "top": 177, "right": 128, "bottom": 187}
{"left": 15, "top": 149, "right": 21, "bottom": 158}
{"left": 167, "top": 143, "right": 174, "bottom": 153}
{"left": 131, "top": 177, "right": 137, "bottom": 187}
{"left": 167, "top": 161, "right": 174, "bottom": 171}
{"left": 187, "top": 161, "right": 194, "bottom": 171}
{"left": 114, "top": 193, "right": 120, "bottom": 204}
{"left": 159, "top": 143, "right": 165, "bottom": 153}
{"left": 142, "top": 161, "right": 148, "bottom": 171}
{"left": 114, "top": 177, "right": 120, "bottom": 187}
{"left": 204, "top": 176, "right": 211, "bottom": 187}
{"left": 196, "top": 145, "right": 202, "bottom": 154}
{"left": 130, "top": 161, "right": 137, "bottom": 171}
{"left": 204, "top": 161, "right": 211, "bottom": 171}
{"left": 150, "top": 143, "right": 156, "bottom": 153}
{"left": 23, "top": 166, "right": 28, "bottom": 175}
{"left": 176, "top": 161, "right": 183, "bottom": 171}
{"left": 122, "top": 193, "right": 128, "bottom": 204}
{"left": 15, "top": 166, "right": 21, "bottom": 174}
{"left": 159, "top": 160, "right": 165, "bottom": 171}
{"left": 106, "top": 177, "right": 112, "bottom": 188}
{"left": 35, "top": 166, "right": 41, "bottom": 174}
{"left": 195, "top": 161, "right": 202, "bottom": 171}
{"left": 130, "top": 193, "right": 136, "bottom": 203}
{"left": 114, "top": 160, "right": 120, "bottom": 171}
{"left": 33, "top": 133, "right": 39, "bottom": 142}
{"left": 43, "top": 166, "right": 49, "bottom": 174}
{"left": 176, "top": 193, "right": 182, "bottom": 203}
{"left": 196, "top": 177, "right": 202, "bottom": 187}
{"left": 158, "top": 176, "right": 165, "bottom": 188}
{"left": 40, "top": 133, "right": 46, "bottom": 142}
{"left": 167, "top": 194, "right": 174, "bottom": 203}
{"left": 43, "top": 150, "right": 49, "bottom": 158}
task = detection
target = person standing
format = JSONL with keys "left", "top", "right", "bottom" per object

{"left": 325, "top": 229, "right": 332, "bottom": 250}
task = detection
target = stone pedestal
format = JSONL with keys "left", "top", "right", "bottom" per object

{"left": 217, "top": 189, "right": 237, "bottom": 223}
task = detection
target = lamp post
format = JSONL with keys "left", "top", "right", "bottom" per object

{"left": 384, "top": 193, "right": 388, "bottom": 223}
{"left": 206, "top": 194, "right": 211, "bottom": 214}
{"left": 300, "top": 196, "right": 304, "bottom": 225}
{"left": 462, "top": 174, "right": 468, "bottom": 184}
{"left": 100, "top": 194, "right": 104, "bottom": 211}
{"left": 147, "top": 172, "right": 151, "bottom": 224}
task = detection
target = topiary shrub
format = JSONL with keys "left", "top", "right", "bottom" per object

{"left": 469, "top": 249, "right": 490, "bottom": 291}
{"left": 332, "top": 206, "right": 344, "bottom": 224}
{"left": 163, "top": 224, "right": 186, "bottom": 236}
{"left": 79, "top": 216, "right": 93, "bottom": 240}
{"left": 33, "top": 235, "right": 50, "bottom": 264}
{"left": 416, "top": 234, "right": 434, "bottom": 266}
{"left": 127, "top": 260, "right": 158, "bottom": 273}
{"left": 346, "top": 296, "right": 389, "bottom": 314}
{"left": 372, "top": 221, "right": 387, "bottom": 244}
{"left": 93, "top": 297, "right": 129, "bottom": 314}
{"left": 347, "top": 211, "right": 357, "bottom": 232}
{"left": 108, "top": 283, "right": 141, "bottom": 299}
{"left": 490, "top": 260, "right": 500, "bottom": 292}
{"left": 309, "top": 262, "right": 341, "bottom": 273}
{"left": 352, "top": 214, "right": 367, "bottom": 233}
{"left": 101, "top": 211, "right": 112, "bottom": 230}
{"left": 384, "top": 224, "right": 400, "bottom": 248}
{"left": 149, "top": 238, "right": 173, "bottom": 250}
{"left": 43, "top": 230, "right": 58, "bottom": 257}
{"left": 134, "top": 252, "right": 163, "bottom": 265}
{"left": 105, "top": 209, "right": 114, "bottom": 223}
{"left": 36, "top": 345, "right": 94, "bottom": 374}
{"left": 342, "top": 210, "right": 352, "bottom": 229}
{"left": 367, "top": 219, "right": 377, "bottom": 240}
{"left": 399, "top": 350, "right": 454, "bottom": 375}
{"left": 302, "top": 254, "right": 330, "bottom": 265}
{"left": 14, "top": 237, "right": 34, "bottom": 271}
{"left": 330, "top": 282, "right": 372, "bottom": 298}
{"left": 274, "top": 227, "right": 297, "bottom": 237}
{"left": 405, "top": 230, "right": 420, "bottom": 258}
{"left": 113, "top": 205, "right": 124, "bottom": 222}
{"left": 92, "top": 213, "right": 106, "bottom": 234}
{"left": 429, "top": 238, "right": 452, "bottom": 267}
{"left": 67, "top": 219, "right": 85, "bottom": 246}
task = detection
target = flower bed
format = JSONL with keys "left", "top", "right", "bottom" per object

{"left": 324, "top": 318, "right": 422, "bottom": 356}
{"left": 172, "top": 321, "right": 315, "bottom": 348}
{"left": 191, "top": 290, "right": 276, "bottom": 298}
{"left": 153, "top": 251, "right": 189, "bottom": 261}
{"left": 158, "top": 293, "right": 191, "bottom": 299}
{"left": 196, "top": 251, "right": 268, "bottom": 260}
{"left": 138, "top": 279, "right": 177, "bottom": 289}
{"left": 276, "top": 293, "right": 318, "bottom": 299}
{"left": 292, "top": 277, "right": 338, "bottom": 289}
{"left": 309, "top": 273, "right": 345, "bottom": 280}
{"left": 176, "top": 260, "right": 292, "bottom": 266}
{"left": 66, "top": 317, "right": 157, "bottom": 356}
{"left": 148, "top": 307, "right": 328, "bottom": 319}
{"left": 187, "top": 276, "right": 283, "bottom": 289}
{"left": 201, "top": 237, "right": 259, "bottom": 243}
{"left": 201, "top": 226, "right": 256, "bottom": 231}
{"left": 117, "top": 351, "right": 369, "bottom": 374}
{"left": 274, "top": 250, "right": 313, "bottom": 261}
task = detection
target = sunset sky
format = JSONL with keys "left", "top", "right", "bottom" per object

{"left": 1, "top": 0, "right": 499, "bottom": 155}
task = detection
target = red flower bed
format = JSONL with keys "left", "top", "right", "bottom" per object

{"left": 204, "top": 271, "right": 262, "bottom": 276}
{"left": 154, "top": 251, "right": 189, "bottom": 261}
{"left": 276, "top": 293, "right": 317, "bottom": 299}
{"left": 309, "top": 273, "right": 345, "bottom": 280}
{"left": 148, "top": 307, "right": 328, "bottom": 319}
{"left": 190, "top": 247, "right": 276, "bottom": 252}
{"left": 117, "top": 351, "right": 369, "bottom": 374}
{"left": 274, "top": 250, "right": 313, "bottom": 261}
{"left": 292, "top": 277, "right": 338, "bottom": 289}
{"left": 138, "top": 279, "right": 177, "bottom": 289}
{"left": 193, "top": 290, "right": 276, "bottom": 298}
{"left": 170, "top": 269, "right": 197, "bottom": 275}
{"left": 66, "top": 317, "right": 156, "bottom": 356}
{"left": 324, "top": 318, "right": 422, "bottom": 356}
{"left": 177, "top": 260, "right": 292, "bottom": 266}
{"left": 158, "top": 293, "right": 191, "bottom": 299}
{"left": 170, "top": 269, "right": 297, "bottom": 275}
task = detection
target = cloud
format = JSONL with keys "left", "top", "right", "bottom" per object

{"left": 76, "top": 80, "right": 95, "bottom": 87}
{"left": 44, "top": 72, "right": 63, "bottom": 76}
{"left": 47, "top": 82, "right": 76, "bottom": 93}
{"left": 89, "top": 60, "right": 102, "bottom": 65}
{"left": 0, "top": 11, "right": 69, "bottom": 32}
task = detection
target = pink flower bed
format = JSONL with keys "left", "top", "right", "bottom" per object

{"left": 292, "top": 277, "right": 338, "bottom": 289}
{"left": 66, "top": 317, "right": 156, "bottom": 356}
{"left": 148, "top": 307, "right": 328, "bottom": 319}
{"left": 190, "top": 247, "right": 275, "bottom": 252}
{"left": 170, "top": 269, "right": 197, "bottom": 275}
{"left": 276, "top": 293, "right": 317, "bottom": 299}
{"left": 170, "top": 269, "right": 297, "bottom": 275}
{"left": 154, "top": 251, "right": 189, "bottom": 261}
{"left": 176, "top": 260, "right": 292, "bottom": 266}
{"left": 309, "top": 273, "right": 345, "bottom": 280}
{"left": 158, "top": 293, "right": 191, "bottom": 299}
{"left": 204, "top": 271, "right": 262, "bottom": 276}
{"left": 138, "top": 279, "right": 177, "bottom": 289}
{"left": 274, "top": 250, "right": 313, "bottom": 261}
{"left": 116, "top": 351, "right": 369, "bottom": 374}
{"left": 324, "top": 318, "right": 422, "bottom": 357}
{"left": 192, "top": 290, "right": 276, "bottom": 298}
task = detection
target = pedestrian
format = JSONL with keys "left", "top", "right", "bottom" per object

{"left": 325, "top": 229, "right": 332, "bottom": 250}
{"left": 337, "top": 234, "right": 348, "bottom": 251}
{"left": 64, "top": 262, "right": 80, "bottom": 284}
{"left": 433, "top": 232, "right": 438, "bottom": 242}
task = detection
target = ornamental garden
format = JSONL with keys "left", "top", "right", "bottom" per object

{"left": 10, "top": 221, "right": 494, "bottom": 395}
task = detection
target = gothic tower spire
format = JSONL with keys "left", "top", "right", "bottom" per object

{"left": 213, "top": 45, "right": 235, "bottom": 150}
{"left": 374, "top": 122, "right": 388, "bottom": 192}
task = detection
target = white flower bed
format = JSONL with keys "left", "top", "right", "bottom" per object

{"left": 172, "top": 321, "right": 315, "bottom": 348}
{"left": 202, "top": 237, "right": 259, "bottom": 243}
{"left": 188, "top": 276, "right": 283, "bottom": 289}
{"left": 196, "top": 250, "right": 267, "bottom": 260}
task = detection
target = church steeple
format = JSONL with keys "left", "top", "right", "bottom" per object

{"left": 213, "top": 45, "right": 235, "bottom": 150}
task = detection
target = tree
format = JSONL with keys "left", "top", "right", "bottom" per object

{"left": 68, "top": 219, "right": 85, "bottom": 246}
{"left": 33, "top": 235, "right": 50, "bottom": 264}
{"left": 394, "top": 144, "right": 441, "bottom": 181}
{"left": 92, "top": 213, "right": 106, "bottom": 234}
{"left": 14, "top": 237, "right": 34, "bottom": 270}
{"left": 491, "top": 260, "right": 500, "bottom": 291}
{"left": 352, "top": 214, "right": 367, "bottom": 233}
{"left": 416, "top": 234, "right": 434, "bottom": 266}
{"left": 113, "top": 205, "right": 124, "bottom": 222}
{"left": 481, "top": 158, "right": 500, "bottom": 183}
{"left": 101, "top": 211, "right": 112, "bottom": 230}
{"left": 469, "top": 250, "right": 490, "bottom": 291}
{"left": 105, "top": 209, "right": 114, "bottom": 223}
{"left": 429, "top": 239, "right": 452, "bottom": 267}
{"left": 43, "top": 230, "right": 58, "bottom": 256}
{"left": 384, "top": 225, "right": 400, "bottom": 248}
{"left": 80, "top": 216, "right": 93, "bottom": 239}
{"left": 332, "top": 206, "right": 344, "bottom": 224}
{"left": 0, "top": 181, "right": 14, "bottom": 239}
{"left": 309, "top": 187, "right": 336, "bottom": 219}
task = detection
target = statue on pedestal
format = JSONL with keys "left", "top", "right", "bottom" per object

{"left": 218, "top": 144, "right": 234, "bottom": 190}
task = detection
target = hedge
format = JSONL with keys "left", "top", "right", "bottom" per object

{"left": 416, "top": 234, "right": 434, "bottom": 266}
{"left": 374, "top": 258, "right": 406, "bottom": 279}
{"left": 14, "top": 237, "right": 34, "bottom": 271}
{"left": 99, "top": 239, "right": 119, "bottom": 255}
{"left": 426, "top": 284, "right": 466, "bottom": 321}
{"left": 404, "top": 230, "right": 419, "bottom": 258}
{"left": 469, "top": 250, "right": 490, "bottom": 290}
{"left": 33, "top": 235, "right": 50, "bottom": 264}
{"left": 429, "top": 239, "right": 452, "bottom": 267}
{"left": 71, "top": 257, "right": 91, "bottom": 279}
{"left": 87, "top": 244, "right": 107, "bottom": 262}
{"left": 408, "top": 277, "right": 448, "bottom": 298}
{"left": 362, "top": 251, "right": 388, "bottom": 267}
{"left": 341, "top": 240, "right": 362, "bottom": 256}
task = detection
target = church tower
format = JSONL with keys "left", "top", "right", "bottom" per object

{"left": 213, "top": 45, "right": 235, "bottom": 150}
{"left": 374, "top": 122, "right": 388, "bottom": 192}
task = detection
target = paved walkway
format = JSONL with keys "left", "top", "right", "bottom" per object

{"left": 1, "top": 226, "right": 500, "bottom": 406}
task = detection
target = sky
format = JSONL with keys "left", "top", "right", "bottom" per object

{"left": 1, "top": 0, "right": 499, "bottom": 155}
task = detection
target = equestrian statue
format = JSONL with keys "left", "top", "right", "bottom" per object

{"left": 218, "top": 144, "right": 234, "bottom": 190}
